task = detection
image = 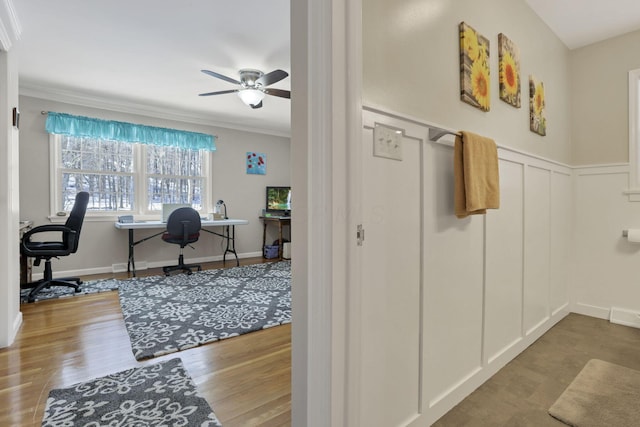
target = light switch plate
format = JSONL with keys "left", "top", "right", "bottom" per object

{"left": 373, "top": 124, "right": 403, "bottom": 160}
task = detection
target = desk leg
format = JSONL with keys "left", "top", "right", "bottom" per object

{"left": 278, "top": 221, "right": 283, "bottom": 260}
{"left": 222, "top": 225, "right": 241, "bottom": 267}
{"left": 262, "top": 222, "right": 268, "bottom": 258}
{"left": 128, "top": 229, "right": 136, "bottom": 277}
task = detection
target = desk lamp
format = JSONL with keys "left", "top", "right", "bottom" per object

{"left": 216, "top": 200, "right": 227, "bottom": 219}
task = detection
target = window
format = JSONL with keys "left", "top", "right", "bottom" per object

{"left": 52, "top": 134, "right": 210, "bottom": 215}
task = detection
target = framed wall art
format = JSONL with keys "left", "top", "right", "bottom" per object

{"left": 246, "top": 151, "right": 266, "bottom": 175}
{"left": 529, "top": 76, "right": 546, "bottom": 136}
{"left": 498, "top": 33, "right": 521, "bottom": 108}
{"left": 459, "top": 22, "right": 490, "bottom": 112}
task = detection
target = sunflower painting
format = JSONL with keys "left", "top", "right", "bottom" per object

{"left": 498, "top": 33, "right": 520, "bottom": 108}
{"left": 459, "top": 22, "right": 490, "bottom": 112}
{"left": 529, "top": 76, "right": 546, "bottom": 136}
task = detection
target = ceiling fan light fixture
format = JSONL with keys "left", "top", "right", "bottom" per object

{"left": 238, "top": 89, "right": 265, "bottom": 106}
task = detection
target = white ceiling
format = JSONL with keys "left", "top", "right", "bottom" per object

{"left": 11, "top": 0, "right": 291, "bottom": 136}
{"left": 11, "top": 1, "right": 640, "bottom": 138}
{"left": 526, "top": 0, "right": 640, "bottom": 49}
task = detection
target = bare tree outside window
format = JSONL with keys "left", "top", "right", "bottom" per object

{"left": 57, "top": 136, "right": 207, "bottom": 213}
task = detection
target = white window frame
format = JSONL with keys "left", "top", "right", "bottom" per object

{"left": 628, "top": 69, "right": 640, "bottom": 201}
{"left": 49, "top": 134, "right": 212, "bottom": 220}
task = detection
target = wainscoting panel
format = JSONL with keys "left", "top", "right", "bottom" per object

{"left": 484, "top": 158, "right": 525, "bottom": 364}
{"left": 550, "top": 171, "right": 572, "bottom": 315}
{"left": 523, "top": 165, "right": 552, "bottom": 335}
{"left": 360, "top": 107, "right": 571, "bottom": 427}
{"left": 572, "top": 165, "right": 640, "bottom": 320}
{"left": 359, "top": 123, "right": 423, "bottom": 427}
{"left": 423, "top": 141, "right": 485, "bottom": 409}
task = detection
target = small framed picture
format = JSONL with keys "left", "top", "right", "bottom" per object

{"left": 459, "top": 22, "right": 490, "bottom": 112}
{"left": 498, "top": 33, "right": 521, "bottom": 108}
{"left": 246, "top": 152, "right": 266, "bottom": 175}
{"left": 529, "top": 76, "right": 546, "bottom": 136}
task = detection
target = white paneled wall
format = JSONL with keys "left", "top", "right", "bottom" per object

{"left": 550, "top": 171, "right": 572, "bottom": 315}
{"left": 524, "top": 166, "right": 552, "bottom": 335}
{"left": 423, "top": 141, "right": 484, "bottom": 410}
{"left": 484, "top": 158, "right": 524, "bottom": 364}
{"left": 572, "top": 165, "right": 640, "bottom": 319}
{"left": 359, "top": 108, "right": 571, "bottom": 426}
{"left": 360, "top": 122, "right": 423, "bottom": 427}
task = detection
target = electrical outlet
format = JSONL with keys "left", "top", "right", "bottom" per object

{"left": 373, "top": 124, "right": 403, "bottom": 160}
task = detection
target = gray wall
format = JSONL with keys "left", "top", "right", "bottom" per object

{"left": 570, "top": 29, "right": 640, "bottom": 165}
{"left": 19, "top": 95, "right": 290, "bottom": 275}
{"left": 363, "top": 0, "right": 572, "bottom": 164}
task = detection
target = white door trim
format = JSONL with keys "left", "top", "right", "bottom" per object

{"left": 290, "top": 0, "right": 362, "bottom": 425}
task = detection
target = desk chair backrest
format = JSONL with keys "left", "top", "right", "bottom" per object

{"left": 64, "top": 191, "right": 90, "bottom": 252}
{"left": 164, "top": 207, "right": 201, "bottom": 246}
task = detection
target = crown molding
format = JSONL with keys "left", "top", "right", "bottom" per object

{"left": 0, "top": 0, "right": 21, "bottom": 51}
{"left": 20, "top": 83, "right": 291, "bottom": 139}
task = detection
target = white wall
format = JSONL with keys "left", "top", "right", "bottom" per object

{"left": 0, "top": 48, "right": 21, "bottom": 348}
{"left": 359, "top": 109, "right": 571, "bottom": 426}
{"left": 572, "top": 165, "right": 640, "bottom": 320}
{"left": 18, "top": 95, "right": 290, "bottom": 277}
{"left": 567, "top": 31, "right": 640, "bottom": 323}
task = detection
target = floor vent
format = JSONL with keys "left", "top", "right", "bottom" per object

{"left": 610, "top": 307, "right": 640, "bottom": 329}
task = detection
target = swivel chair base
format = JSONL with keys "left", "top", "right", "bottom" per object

{"left": 162, "top": 253, "right": 202, "bottom": 276}
{"left": 21, "top": 259, "right": 82, "bottom": 303}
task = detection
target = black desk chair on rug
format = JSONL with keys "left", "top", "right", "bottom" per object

{"left": 162, "top": 207, "right": 202, "bottom": 276}
{"left": 20, "top": 191, "right": 90, "bottom": 302}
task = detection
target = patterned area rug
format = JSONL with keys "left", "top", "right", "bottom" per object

{"left": 42, "top": 358, "right": 221, "bottom": 426}
{"left": 119, "top": 261, "right": 291, "bottom": 360}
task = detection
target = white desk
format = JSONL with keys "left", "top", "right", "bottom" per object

{"left": 115, "top": 218, "right": 249, "bottom": 276}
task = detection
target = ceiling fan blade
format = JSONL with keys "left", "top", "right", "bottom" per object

{"left": 201, "top": 69, "right": 240, "bottom": 85}
{"left": 256, "top": 69, "right": 289, "bottom": 87}
{"left": 250, "top": 101, "right": 263, "bottom": 109}
{"left": 198, "top": 89, "right": 238, "bottom": 96}
{"left": 264, "top": 88, "right": 291, "bottom": 99}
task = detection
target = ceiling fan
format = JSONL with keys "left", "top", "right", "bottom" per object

{"left": 199, "top": 68, "right": 291, "bottom": 109}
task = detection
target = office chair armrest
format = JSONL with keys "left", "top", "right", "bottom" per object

{"left": 22, "top": 224, "right": 76, "bottom": 241}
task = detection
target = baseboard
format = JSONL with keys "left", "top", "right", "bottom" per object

{"left": 31, "top": 251, "right": 264, "bottom": 280}
{"left": 5, "top": 311, "right": 23, "bottom": 348}
{"left": 571, "top": 302, "right": 610, "bottom": 320}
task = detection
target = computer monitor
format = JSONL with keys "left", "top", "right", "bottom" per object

{"left": 266, "top": 186, "right": 291, "bottom": 215}
{"left": 161, "top": 203, "right": 191, "bottom": 222}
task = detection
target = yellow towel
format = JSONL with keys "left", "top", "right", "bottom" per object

{"left": 454, "top": 131, "right": 500, "bottom": 218}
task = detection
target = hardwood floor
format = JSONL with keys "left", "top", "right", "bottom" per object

{"left": 0, "top": 257, "right": 291, "bottom": 427}
{"left": 5, "top": 260, "right": 640, "bottom": 427}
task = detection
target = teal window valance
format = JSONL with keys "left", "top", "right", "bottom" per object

{"left": 45, "top": 112, "right": 216, "bottom": 151}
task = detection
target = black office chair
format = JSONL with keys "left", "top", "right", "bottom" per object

{"left": 162, "top": 207, "right": 202, "bottom": 276}
{"left": 20, "top": 191, "right": 90, "bottom": 302}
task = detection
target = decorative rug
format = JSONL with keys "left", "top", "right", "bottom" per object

{"left": 548, "top": 359, "right": 640, "bottom": 426}
{"left": 119, "top": 261, "right": 291, "bottom": 360}
{"left": 42, "top": 358, "right": 221, "bottom": 426}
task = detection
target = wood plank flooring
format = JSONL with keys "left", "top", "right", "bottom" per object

{"left": 0, "top": 258, "right": 291, "bottom": 427}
